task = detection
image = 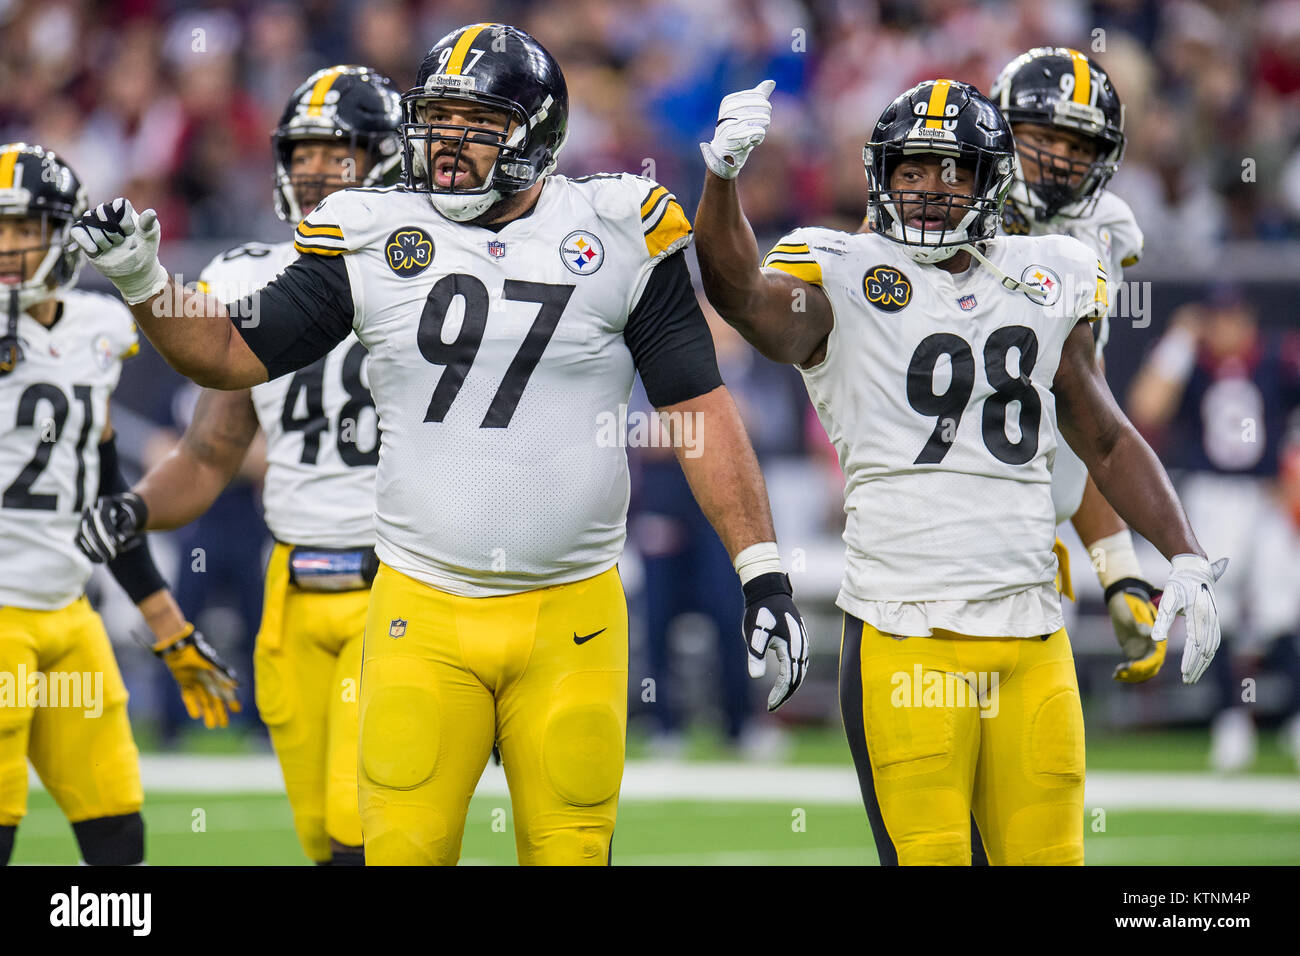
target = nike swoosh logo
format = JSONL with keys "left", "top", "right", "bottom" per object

{"left": 573, "top": 628, "right": 606, "bottom": 645}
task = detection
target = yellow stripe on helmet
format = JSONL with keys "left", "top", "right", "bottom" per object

{"left": 305, "top": 68, "right": 342, "bottom": 117}
{"left": 0, "top": 147, "right": 20, "bottom": 190}
{"left": 924, "top": 79, "right": 953, "bottom": 129}
{"left": 446, "top": 23, "right": 495, "bottom": 75}
{"left": 1068, "top": 49, "right": 1091, "bottom": 104}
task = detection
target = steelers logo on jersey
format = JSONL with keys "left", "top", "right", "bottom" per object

{"left": 1020, "top": 264, "right": 1062, "bottom": 306}
{"left": 863, "top": 265, "right": 911, "bottom": 312}
{"left": 560, "top": 230, "right": 604, "bottom": 275}
{"left": 385, "top": 228, "right": 435, "bottom": 277}
{"left": 92, "top": 334, "right": 115, "bottom": 370}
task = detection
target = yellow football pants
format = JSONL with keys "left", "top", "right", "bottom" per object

{"left": 359, "top": 562, "right": 628, "bottom": 866}
{"left": 254, "top": 543, "right": 367, "bottom": 862}
{"left": 839, "top": 614, "right": 1085, "bottom": 865}
{"left": 0, "top": 597, "right": 142, "bottom": 826}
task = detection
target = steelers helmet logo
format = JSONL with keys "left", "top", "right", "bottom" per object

{"left": 385, "top": 227, "right": 435, "bottom": 277}
{"left": 1020, "top": 264, "right": 1061, "bottom": 306}
{"left": 560, "top": 230, "right": 604, "bottom": 275}
{"left": 863, "top": 265, "right": 912, "bottom": 312}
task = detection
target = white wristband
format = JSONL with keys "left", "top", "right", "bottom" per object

{"left": 1088, "top": 529, "right": 1144, "bottom": 589}
{"left": 734, "top": 541, "right": 783, "bottom": 585}
{"left": 118, "top": 259, "right": 170, "bottom": 306}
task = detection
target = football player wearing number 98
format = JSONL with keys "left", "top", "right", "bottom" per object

{"left": 694, "top": 79, "right": 1226, "bottom": 865}
{"left": 0, "top": 144, "right": 237, "bottom": 867}
{"left": 74, "top": 65, "right": 403, "bottom": 866}
{"left": 72, "top": 23, "right": 808, "bottom": 866}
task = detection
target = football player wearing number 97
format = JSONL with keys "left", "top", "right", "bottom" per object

{"left": 71, "top": 23, "right": 808, "bottom": 866}
{"left": 694, "top": 79, "right": 1226, "bottom": 865}
{"left": 0, "top": 144, "right": 237, "bottom": 867}
{"left": 74, "top": 65, "right": 403, "bottom": 866}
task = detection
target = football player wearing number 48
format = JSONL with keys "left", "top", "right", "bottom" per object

{"left": 72, "top": 24, "right": 808, "bottom": 866}
{"left": 695, "top": 79, "right": 1225, "bottom": 865}
{"left": 75, "top": 66, "right": 403, "bottom": 867}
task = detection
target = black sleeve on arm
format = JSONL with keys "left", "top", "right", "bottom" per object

{"left": 97, "top": 436, "right": 168, "bottom": 604}
{"left": 624, "top": 251, "right": 724, "bottom": 407}
{"left": 229, "top": 253, "right": 355, "bottom": 380}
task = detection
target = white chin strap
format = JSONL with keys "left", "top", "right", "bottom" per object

{"left": 959, "top": 241, "right": 1048, "bottom": 302}
{"left": 10, "top": 241, "right": 72, "bottom": 311}
{"left": 429, "top": 189, "right": 503, "bottom": 222}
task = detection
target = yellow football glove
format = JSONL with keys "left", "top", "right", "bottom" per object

{"left": 1106, "top": 579, "right": 1164, "bottom": 683}
{"left": 154, "top": 624, "right": 241, "bottom": 728}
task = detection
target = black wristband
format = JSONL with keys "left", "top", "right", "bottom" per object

{"left": 1103, "top": 576, "right": 1156, "bottom": 605}
{"left": 106, "top": 532, "right": 167, "bottom": 604}
{"left": 742, "top": 571, "right": 792, "bottom": 602}
{"left": 97, "top": 436, "right": 129, "bottom": 496}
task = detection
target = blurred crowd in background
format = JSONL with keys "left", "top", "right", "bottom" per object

{"left": 4, "top": 0, "right": 1300, "bottom": 253}
{"left": 2, "top": 0, "right": 1299, "bottom": 765}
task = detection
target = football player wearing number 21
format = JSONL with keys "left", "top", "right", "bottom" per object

{"left": 0, "top": 144, "right": 237, "bottom": 868}
{"left": 694, "top": 78, "right": 1226, "bottom": 865}
{"left": 75, "top": 65, "right": 403, "bottom": 867}
{"left": 72, "top": 23, "right": 809, "bottom": 866}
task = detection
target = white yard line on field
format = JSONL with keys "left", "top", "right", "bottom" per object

{"left": 29, "top": 757, "right": 1300, "bottom": 813}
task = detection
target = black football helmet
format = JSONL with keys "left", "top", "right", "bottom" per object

{"left": 0, "top": 143, "right": 88, "bottom": 373}
{"left": 272, "top": 65, "right": 403, "bottom": 223}
{"left": 991, "top": 47, "right": 1125, "bottom": 221}
{"left": 864, "top": 80, "right": 1016, "bottom": 263}
{"left": 401, "top": 23, "right": 568, "bottom": 222}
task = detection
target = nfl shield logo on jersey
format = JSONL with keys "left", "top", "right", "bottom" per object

{"left": 389, "top": 618, "right": 407, "bottom": 638}
{"left": 487, "top": 240, "right": 506, "bottom": 259}
{"left": 957, "top": 294, "right": 977, "bottom": 311}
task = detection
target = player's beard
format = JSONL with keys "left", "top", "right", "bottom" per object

{"left": 293, "top": 176, "right": 348, "bottom": 216}
{"left": 430, "top": 148, "right": 488, "bottom": 191}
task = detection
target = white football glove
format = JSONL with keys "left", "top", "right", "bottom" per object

{"left": 1151, "top": 554, "right": 1228, "bottom": 684}
{"left": 70, "top": 198, "right": 169, "bottom": 304}
{"left": 700, "top": 79, "right": 776, "bottom": 180}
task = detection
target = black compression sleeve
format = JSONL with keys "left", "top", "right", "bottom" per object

{"left": 624, "top": 251, "right": 723, "bottom": 407}
{"left": 97, "top": 438, "right": 168, "bottom": 603}
{"left": 229, "top": 253, "right": 355, "bottom": 380}
{"left": 97, "top": 434, "right": 129, "bottom": 496}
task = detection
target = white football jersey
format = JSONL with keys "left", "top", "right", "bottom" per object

{"left": 199, "top": 241, "right": 378, "bottom": 547}
{"left": 1007, "top": 190, "right": 1143, "bottom": 523}
{"left": 293, "top": 173, "right": 693, "bottom": 596}
{"left": 0, "top": 291, "right": 137, "bottom": 609}
{"left": 765, "top": 228, "right": 1107, "bottom": 636}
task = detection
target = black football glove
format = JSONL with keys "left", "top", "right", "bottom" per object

{"left": 742, "top": 572, "right": 809, "bottom": 712}
{"left": 76, "top": 492, "right": 148, "bottom": 563}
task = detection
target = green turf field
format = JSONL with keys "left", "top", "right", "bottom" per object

{"left": 11, "top": 791, "right": 1300, "bottom": 865}
{"left": 11, "top": 728, "right": 1300, "bottom": 865}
